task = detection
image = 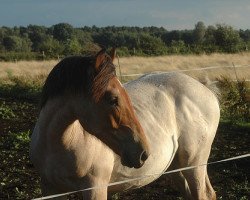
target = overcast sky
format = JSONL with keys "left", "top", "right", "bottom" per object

{"left": 0, "top": 0, "right": 249, "bottom": 30}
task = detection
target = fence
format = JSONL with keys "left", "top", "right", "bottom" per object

{"left": 117, "top": 64, "right": 250, "bottom": 80}
{"left": 33, "top": 64, "right": 250, "bottom": 200}
{"left": 33, "top": 154, "right": 250, "bottom": 200}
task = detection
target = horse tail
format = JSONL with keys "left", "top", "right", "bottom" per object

{"left": 200, "top": 76, "right": 221, "bottom": 101}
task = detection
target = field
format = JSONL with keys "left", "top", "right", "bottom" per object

{"left": 0, "top": 53, "right": 249, "bottom": 199}
{"left": 1, "top": 52, "right": 250, "bottom": 81}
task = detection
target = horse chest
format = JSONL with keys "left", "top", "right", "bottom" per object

{"left": 110, "top": 133, "right": 178, "bottom": 191}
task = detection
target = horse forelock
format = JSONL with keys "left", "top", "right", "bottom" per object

{"left": 92, "top": 58, "right": 116, "bottom": 102}
{"left": 40, "top": 54, "right": 116, "bottom": 109}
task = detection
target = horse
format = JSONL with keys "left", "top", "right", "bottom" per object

{"left": 30, "top": 49, "right": 220, "bottom": 200}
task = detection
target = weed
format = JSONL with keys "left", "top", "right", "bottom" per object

{"left": 0, "top": 130, "right": 41, "bottom": 199}
{"left": 0, "top": 101, "right": 16, "bottom": 119}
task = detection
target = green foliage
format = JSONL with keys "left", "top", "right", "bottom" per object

{"left": 2, "top": 35, "right": 32, "bottom": 52}
{"left": 0, "top": 22, "right": 250, "bottom": 60}
{"left": 27, "top": 24, "right": 47, "bottom": 51}
{"left": 168, "top": 40, "right": 188, "bottom": 54}
{"left": 218, "top": 77, "right": 250, "bottom": 123}
{"left": 0, "top": 74, "right": 44, "bottom": 100}
{"left": 214, "top": 24, "right": 243, "bottom": 53}
{"left": 63, "top": 37, "right": 82, "bottom": 55}
{"left": 115, "top": 46, "right": 130, "bottom": 56}
{"left": 0, "top": 101, "right": 16, "bottom": 119}
{"left": 193, "top": 21, "right": 206, "bottom": 44}
{"left": 2, "top": 36, "right": 23, "bottom": 51}
{"left": 37, "top": 35, "right": 63, "bottom": 58}
{"left": 135, "top": 33, "right": 167, "bottom": 56}
{"left": 51, "top": 23, "right": 74, "bottom": 42}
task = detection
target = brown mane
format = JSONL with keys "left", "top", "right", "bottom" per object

{"left": 92, "top": 55, "right": 116, "bottom": 102}
{"left": 40, "top": 51, "right": 116, "bottom": 109}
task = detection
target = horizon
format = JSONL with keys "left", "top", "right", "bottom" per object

{"left": 0, "top": 23, "right": 249, "bottom": 31}
{"left": 0, "top": 0, "right": 249, "bottom": 30}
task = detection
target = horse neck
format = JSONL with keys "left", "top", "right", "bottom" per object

{"left": 38, "top": 97, "right": 116, "bottom": 177}
{"left": 39, "top": 97, "right": 83, "bottom": 140}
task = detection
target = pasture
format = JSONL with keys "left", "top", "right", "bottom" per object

{"left": 1, "top": 53, "right": 250, "bottom": 81}
{"left": 0, "top": 53, "right": 249, "bottom": 199}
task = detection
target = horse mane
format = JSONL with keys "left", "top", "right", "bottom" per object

{"left": 40, "top": 52, "right": 116, "bottom": 109}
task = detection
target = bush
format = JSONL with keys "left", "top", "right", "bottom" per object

{"left": 218, "top": 77, "right": 250, "bottom": 123}
{"left": 0, "top": 74, "right": 45, "bottom": 101}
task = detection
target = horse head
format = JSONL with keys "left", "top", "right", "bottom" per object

{"left": 76, "top": 49, "right": 150, "bottom": 168}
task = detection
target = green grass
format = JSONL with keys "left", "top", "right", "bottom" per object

{"left": 0, "top": 101, "right": 16, "bottom": 119}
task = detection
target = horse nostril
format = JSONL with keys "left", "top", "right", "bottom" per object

{"left": 140, "top": 150, "right": 149, "bottom": 162}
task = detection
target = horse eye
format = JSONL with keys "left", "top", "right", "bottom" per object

{"left": 109, "top": 96, "right": 119, "bottom": 107}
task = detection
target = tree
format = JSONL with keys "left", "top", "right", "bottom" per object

{"left": 136, "top": 33, "right": 167, "bottom": 55}
{"left": 20, "top": 36, "right": 32, "bottom": 52}
{"left": 37, "top": 35, "right": 63, "bottom": 57}
{"left": 51, "top": 23, "right": 74, "bottom": 42}
{"left": 214, "top": 24, "right": 243, "bottom": 52}
{"left": 193, "top": 21, "right": 206, "bottom": 44}
{"left": 63, "top": 38, "right": 82, "bottom": 55}
{"left": 169, "top": 40, "right": 187, "bottom": 54}
{"left": 3, "top": 36, "right": 22, "bottom": 51}
{"left": 239, "top": 29, "right": 250, "bottom": 41}
{"left": 161, "top": 30, "right": 182, "bottom": 45}
{"left": 27, "top": 25, "right": 47, "bottom": 51}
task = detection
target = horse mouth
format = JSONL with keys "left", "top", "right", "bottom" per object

{"left": 121, "top": 157, "right": 142, "bottom": 169}
{"left": 121, "top": 152, "right": 146, "bottom": 169}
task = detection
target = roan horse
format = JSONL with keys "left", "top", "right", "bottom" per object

{"left": 30, "top": 49, "right": 220, "bottom": 200}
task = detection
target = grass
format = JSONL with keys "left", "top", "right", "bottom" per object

{"left": 0, "top": 60, "right": 57, "bottom": 79}
{"left": 1, "top": 53, "right": 250, "bottom": 82}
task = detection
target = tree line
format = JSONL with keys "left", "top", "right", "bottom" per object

{"left": 0, "top": 21, "right": 250, "bottom": 60}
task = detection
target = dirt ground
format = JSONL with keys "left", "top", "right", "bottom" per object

{"left": 0, "top": 97, "right": 249, "bottom": 199}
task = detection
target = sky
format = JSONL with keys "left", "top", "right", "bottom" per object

{"left": 0, "top": 0, "right": 249, "bottom": 30}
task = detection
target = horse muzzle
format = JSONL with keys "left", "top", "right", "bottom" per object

{"left": 121, "top": 149, "right": 149, "bottom": 169}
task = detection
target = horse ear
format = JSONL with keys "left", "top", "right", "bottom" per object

{"left": 110, "top": 47, "right": 116, "bottom": 62}
{"left": 95, "top": 49, "right": 106, "bottom": 71}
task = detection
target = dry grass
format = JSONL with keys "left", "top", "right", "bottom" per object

{"left": 0, "top": 60, "right": 58, "bottom": 79}
{"left": 0, "top": 53, "right": 250, "bottom": 82}
{"left": 116, "top": 52, "right": 250, "bottom": 82}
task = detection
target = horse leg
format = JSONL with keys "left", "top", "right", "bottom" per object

{"left": 175, "top": 129, "right": 217, "bottom": 200}
{"left": 205, "top": 173, "right": 216, "bottom": 200}
{"left": 82, "top": 187, "right": 108, "bottom": 200}
{"left": 177, "top": 150, "right": 216, "bottom": 200}
{"left": 80, "top": 176, "right": 113, "bottom": 200}
{"left": 80, "top": 175, "right": 110, "bottom": 200}
{"left": 168, "top": 156, "right": 192, "bottom": 199}
{"left": 182, "top": 165, "right": 208, "bottom": 200}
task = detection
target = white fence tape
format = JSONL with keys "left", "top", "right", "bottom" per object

{"left": 33, "top": 64, "right": 250, "bottom": 199}
{"left": 33, "top": 153, "right": 250, "bottom": 200}
{"left": 119, "top": 64, "right": 250, "bottom": 77}
{"left": 32, "top": 64, "right": 250, "bottom": 199}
